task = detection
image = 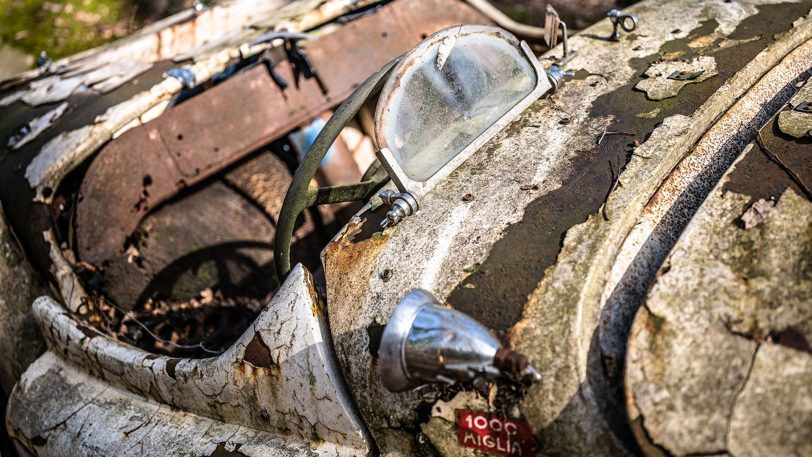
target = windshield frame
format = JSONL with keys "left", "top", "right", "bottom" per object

{"left": 374, "top": 24, "right": 551, "bottom": 200}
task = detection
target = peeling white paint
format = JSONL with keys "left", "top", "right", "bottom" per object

{"left": 21, "top": 75, "right": 87, "bottom": 106}
{"left": 11, "top": 102, "right": 69, "bottom": 150}
{"left": 635, "top": 56, "right": 718, "bottom": 100}
{"left": 9, "top": 265, "right": 370, "bottom": 455}
{"left": 8, "top": 352, "right": 353, "bottom": 456}
{"left": 19, "top": 0, "right": 385, "bottom": 204}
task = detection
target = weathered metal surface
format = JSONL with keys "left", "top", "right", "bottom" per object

{"left": 625, "top": 143, "right": 812, "bottom": 456}
{"left": 8, "top": 352, "right": 326, "bottom": 457}
{"left": 8, "top": 265, "right": 372, "bottom": 455}
{"left": 0, "top": 203, "right": 47, "bottom": 394}
{"left": 777, "top": 79, "right": 812, "bottom": 137}
{"left": 0, "top": 0, "right": 287, "bottom": 94}
{"left": 97, "top": 179, "right": 276, "bottom": 310}
{"left": 15, "top": 0, "right": 388, "bottom": 206}
{"left": 601, "top": 28, "right": 812, "bottom": 376}
{"left": 76, "top": 0, "right": 489, "bottom": 272}
{"left": 0, "top": 0, "right": 465, "bottom": 275}
{"left": 634, "top": 56, "right": 718, "bottom": 100}
{"left": 322, "top": 0, "right": 812, "bottom": 454}
{"left": 2, "top": 0, "right": 811, "bottom": 455}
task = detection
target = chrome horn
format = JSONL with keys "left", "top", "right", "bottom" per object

{"left": 379, "top": 289, "right": 541, "bottom": 392}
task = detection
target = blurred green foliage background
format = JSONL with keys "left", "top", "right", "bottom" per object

{"left": 0, "top": 0, "right": 134, "bottom": 59}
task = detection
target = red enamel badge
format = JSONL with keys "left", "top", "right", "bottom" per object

{"left": 456, "top": 410, "right": 538, "bottom": 456}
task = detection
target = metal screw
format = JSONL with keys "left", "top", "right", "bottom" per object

{"left": 462, "top": 193, "right": 474, "bottom": 202}
{"left": 380, "top": 269, "right": 393, "bottom": 282}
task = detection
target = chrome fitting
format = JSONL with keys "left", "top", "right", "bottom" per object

{"left": 379, "top": 289, "right": 542, "bottom": 392}
{"left": 607, "top": 9, "right": 639, "bottom": 41}
{"left": 379, "top": 189, "right": 418, "bottom": 228}
{"left": 546, "top": 65, "right": 574, "bottom": 93}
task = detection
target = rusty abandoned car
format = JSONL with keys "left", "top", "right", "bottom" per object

{"left": 0, "top": 0, "right": 810, "bottom": 455}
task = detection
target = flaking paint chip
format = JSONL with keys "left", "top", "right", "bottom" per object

{"left": 634, "top": 56, "right": 718, "bottom": 100}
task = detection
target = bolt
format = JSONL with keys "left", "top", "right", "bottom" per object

{"left": 259, "top": 410, "right": 270, "bottom": 421}
{"left": 380, "top": 269, "right": 392, "bottom": 282}
{"left": 462, "top": 193, "right": 474, "bottom": 202}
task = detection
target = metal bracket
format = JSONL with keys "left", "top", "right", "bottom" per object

{"left": 378, "top": 189, "right": 419, "bottom": 228}
{"left": 607, "top": 9, "right": 638, "bottom": 41}
{"left": 250, "top": 32, "right": 319, "bottom": 92}
{"left": 544, "top": 5, "right": 575, "bottom": 63}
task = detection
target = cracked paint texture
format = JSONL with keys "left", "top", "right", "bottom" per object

{"left": 323, "top": 2, "right": 812, "bottom": 455}
{"left": 7, "top": 265, "right": 369, "bottom": 456}
{"left": 7, "top": 351, "right": 325, "bottom": 456}
{"left": 625, "top": 174, "right": 812, "bottom": 456}
{"left": 777, "top": 79, "right": 812, "bottom": 138}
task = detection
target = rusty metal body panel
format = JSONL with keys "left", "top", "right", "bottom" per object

{"left": 322, "top": 0, "right": 812, "bottom": 454}
{"left": 625, "top": 87, "right": 812, "bottom": 455}
{"left": 76, "top": 0, "right": 488, "bottom": 269}
{"left": 0, "top": 0, "right": 385, "bottom": 280}
{"left": 8, "top": 266, "right": 372, "bottom": 455}
{"left": 1, "top": 0, "right": 811, "bottom": 455}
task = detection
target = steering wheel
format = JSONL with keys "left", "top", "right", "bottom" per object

{"left": 274, "top": 58, "right": 399, "bottom": 282}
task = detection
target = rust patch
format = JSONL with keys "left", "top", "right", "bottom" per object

{"left": 723, "top": 114, "right": 812, "bottom": 202}
{"left": 324, "top": 218, "right": 390, "bottom": 276}
{"left": 243, "top": 334, "right": 273, "bottom": 368}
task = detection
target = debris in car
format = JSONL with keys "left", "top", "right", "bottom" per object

{"left": 78, "top": 288, "right": 266, "bottom": 358}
